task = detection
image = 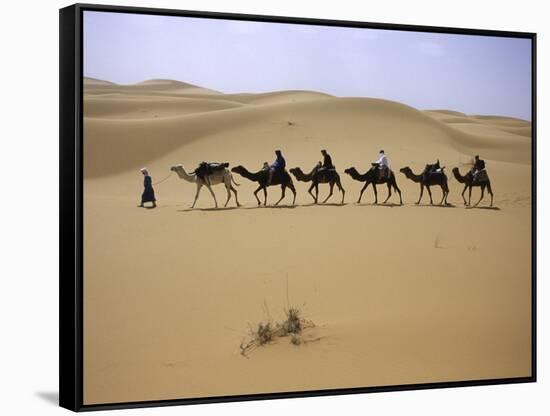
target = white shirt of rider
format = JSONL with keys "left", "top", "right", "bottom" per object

{"left": 376, "top": 153, "right": 389, "bottom": 167}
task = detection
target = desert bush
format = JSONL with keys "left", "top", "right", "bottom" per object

{"left": 239, "top": 305, "right": 314, "bottom": 357}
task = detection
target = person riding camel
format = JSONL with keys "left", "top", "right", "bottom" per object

{"left": 316, "top": 149, "right": 334, "bottom": 176}
{"left": 373, "top": 150, "right": 390, "bottom": 180}
{"left": 471, "top": 155, "right": 486, "bottom": 182}
{"left": 267, "top": 150, "right": 286, "bottom": 185}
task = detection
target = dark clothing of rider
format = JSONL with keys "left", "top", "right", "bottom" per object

{"left": 474, "top": 158, "right": 485, "bottom": 171}
{"left": 271, "top": 154, "right": 286, "bottom": 171}
{"left": 322, "top": 153, "right": 334, "bottom": 169}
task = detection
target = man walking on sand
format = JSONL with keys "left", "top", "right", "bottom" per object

{"left": 139, "top": 168, "right": 157, "bottom": 208}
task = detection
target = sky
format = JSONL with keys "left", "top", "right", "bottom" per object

{"left": 83, "top": 11, "right": 532, "bottom": 120}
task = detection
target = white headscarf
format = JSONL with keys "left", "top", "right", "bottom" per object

{"left": 140, "top": 168, "right": 149, "bottom": 175}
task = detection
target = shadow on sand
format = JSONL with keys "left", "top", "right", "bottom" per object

{"left": 466, "top": 206, "right": 501, "bottom": 211}
{"left": 353, "top": 202, "right": 403, "bottom": 208}
{"left": 414, "top": 203, "right": 457, "bottom": 208}
{"left": 243, "top": 204, "right": 298, "bottom": 210}
{"left": 302, "top": 202, "right": 348, "bottom": 207}
{"left": 178, "top": 206, "right": 239, "bottom": 213}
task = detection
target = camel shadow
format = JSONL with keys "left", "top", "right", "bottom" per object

{"left": 354, "top": 202, "right": 402, "bottom": 208}
{"left": 178, "top": 206, "right": 239, "bottom": 212}
{"left": 415, "top": 203, "right": 457, "bottom": 209}
{"left": 466, "top": 206, "right": 501, "bottom": 211}
{"left": 243, "top": 204, "right": 298, "bottom": 210}
{"left": 304, "top": 202, "right": 348, "bottom": 207}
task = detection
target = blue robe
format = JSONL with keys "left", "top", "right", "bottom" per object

{"left": 141, "top": 175, "right": 156, "bottom": 203}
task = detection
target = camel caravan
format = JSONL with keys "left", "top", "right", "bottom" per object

{"left": 139, "top": 150, "right": 493, "bottom": 209}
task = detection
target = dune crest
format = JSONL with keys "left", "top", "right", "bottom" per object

{"left": 83, "top": 79, "right": 531, "bottom": 178}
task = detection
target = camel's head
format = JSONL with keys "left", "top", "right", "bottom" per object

{"left": 289, "top": 167, "right": 305, "bottom": 180}
{"left": 344, "top": 167, "right": 357, "bottom": 176}
{"left": 452, "top": 167, "right": 459, "bottom": 174}
{"left": 231, "top": 165, "right": 245, "bottom": 175}
{"left": 170, "top": 164, "right": 183, "bottom": 172}
{"left": 399, "top": 166, "right": 411, "bottom": 175}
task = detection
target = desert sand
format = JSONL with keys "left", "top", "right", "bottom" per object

{"left": 82, "top": 77, "right": 532, "bottom": 404}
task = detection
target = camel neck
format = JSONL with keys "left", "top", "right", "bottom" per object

{"left": 175, "top": 168, "right": 197, "bottom": 183}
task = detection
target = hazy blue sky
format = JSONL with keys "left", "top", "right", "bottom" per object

{"left": 84, "top": 11, "right": 532, "bottom": 120}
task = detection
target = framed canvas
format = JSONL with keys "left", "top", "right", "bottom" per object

{"left": 59, "top": 3, "right": 537, "bottom": 411}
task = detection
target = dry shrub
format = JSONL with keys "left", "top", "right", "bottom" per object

{"left": 240, "top": 306, "right": 314, "bottom": 357}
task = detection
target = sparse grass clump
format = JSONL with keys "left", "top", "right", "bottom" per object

{"left": 290, "top": 334, "right": 302, "bottom": 346}
{"left": 256, "top": 322, "right": 273, "bottom": 345}
{"left": 239, "top": 305, "right": 315, "bottom": 357}
{"left": 279, "top": 307, "right": 302, "bottom": 336}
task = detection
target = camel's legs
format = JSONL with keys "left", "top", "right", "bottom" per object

{"left": 263, "top": 187, "right": 268, "bottom": 206}
{"left": 289, "top": 182, "right": 297, "bottom": 205}
{"left": 382, "top": 183, "right": 392, "bottom": 204}
{"left": 372, "top": 184, "right": 378, "bottom": 204}
{"left": 205, "top": 184, "right": 218, "bottom": 208}
{"left": 438, "top": 185, "right": 446, "bottom": 205}
{"left": 426, "top": 185, "right": 434, "bottom": 205}
{"left": 191, "top": 183, "right": 203, "bottom": 208}
{"left": 230, "top": 185, "right": 240, "bottom": 207}
{"left": 275, "top": 185, "right": 286, "bottom": 206}
{"left": 461, "top": 185, "right": 468, "bottom": 205}
{"left": 468, "top": 186, "right": 472, "bottom": 206}
{"left": 416, "top": 184, "right": 424, "bottom": 205}
{"left": 358, "top": 182, "right": 369, "bottom": 204}
{"left": 393, "top": 181, "right": 403, "bottom": 205}
{"left": 322, "top": 183, "right": 334, "bottom": 203}
{"left": 474, "top": 187, "right": 485, "bottom": 207}
{"left": 253, "top": 185, "right": 262, "bottom": 205}
{"left": 223, "top": 182, "right": 231, "bottom": 207}
{"left": 336, "top": 180, "right": 345, "bottom": 204}
{"left": 307, "top": 183, "right": 317, "bottom": 203}
{"left": 315, "top": 184, "right": 320, "bottom": 204}
{"left": 487, "top": 182, "right": 494, "bottom": 207}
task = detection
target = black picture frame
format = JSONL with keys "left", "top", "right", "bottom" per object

{"left": 60, "top": 3, "right": 537, "bottom": 412}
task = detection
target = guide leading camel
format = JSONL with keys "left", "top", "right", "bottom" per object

{"left": 139, "top": 168, "right": 157, "bottom": 208}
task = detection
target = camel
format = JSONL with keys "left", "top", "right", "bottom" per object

{"left": 344, "top": 166, "right": 402, "bottom": 205}
{"left": 452, "top": 167, "right": 493, "bottom": 207}
{"left": 170, "top": 164, "right": 240, "bottom": 209}
{"left": 289, "top": 165, "right": 345, "bottom": 204}
{"left": 231, "top": 165, "right": 296, "bottom": 206}
{"left": 399, "top": 166, "right": 450, "bottom": 205}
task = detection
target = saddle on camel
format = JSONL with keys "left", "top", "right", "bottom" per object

{"left": 423, "top": 160, "right": 445, "bottom": 180}
{"left": 471, "top": 155, "right": 488, "bottom": 183}
{"left": 194, "top": 162, "right": 230, "bottom": 183}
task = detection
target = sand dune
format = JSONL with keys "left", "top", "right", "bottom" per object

{"left": 82, "top": 78, "right": 532, "bottom": 404}
{"left": 84, "top": 76, "right": 221, "bottom": 96}
{"left": 83, "top": 85, "right": 530, "bottom": 178}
